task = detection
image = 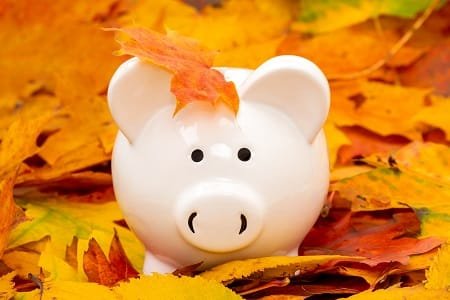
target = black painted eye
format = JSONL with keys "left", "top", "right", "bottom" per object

{"left": 191, "top": 149, "right": 204, "bottom": 162}
{"left": 238, "top": 148, "right": 251, "bottom": 162}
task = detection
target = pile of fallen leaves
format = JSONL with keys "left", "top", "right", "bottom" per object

{"left": 0, "top": 0, "right": 449, "bottom": 299}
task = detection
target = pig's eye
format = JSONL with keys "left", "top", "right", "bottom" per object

{"left": 238, "top": 148, "right": 251, "bottom": 162}
{"left": 191, "top": 149, "right": 204, "bottom": 162}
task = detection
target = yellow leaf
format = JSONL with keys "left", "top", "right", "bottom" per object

{"left": 7, "top": 194, "right": 144, "bottom": 272}
{"left": 17, "top": 275, "right": 241, "bottom": 300}
{"left": 114, "top": 274, "right": 242, "bottom": 300}
{"left": 17, "top": 141, "right": 110, "bottom": 186}
{"left": 214, "top": 37, "right": 284, "bottom": 69}
{"left": 365, "top": 142, "right": 450, "bottom": 186}
{"left": 17, "top": 281, "right": 115, "bottom": 300}
{"left": 413, "top": 95, "right": 450, "bottom": 142}
{"left": 37, "top": 97, "right": 113, "bottom": 166}
{"left": 0, "top": 114, "right": 52, "bottom": 179}
{"left": 330, "top": 165, "right": 373, "bottom": 182}
{"left": 0, "top": 272, "right": 16, "bottom": 300}
{"left": 200, "top": 255, "right": 358, "bottom": 283}
{"left": 15, "top": 98, "right": 116, "bottom": 187}
{"left": 332, "top": 81, "right": 431, "bottom": 140}
{"left": 39, "top": 242, "right": 82, "bottom": 281}
{"left": 2, "top": 236, "right": 50, "bottom": 278}
{"left": 0, "top": 93, "right": 61, "bottom": 143}
{"left": 425, "top": 243, "right": 450, "bottom": 290}
{"left": 332, "top": 142, "right": 450, "bottom": 242}
{"left": 324, "top": 121, "right": 351, "bottom": 168}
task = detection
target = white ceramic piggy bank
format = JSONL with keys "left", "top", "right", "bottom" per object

{"left": 108, "top": 55, "right": 330, "bottom": 274}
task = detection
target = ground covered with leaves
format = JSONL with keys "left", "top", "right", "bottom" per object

{"left": 0, "top": 0, "right": 449, "bottom": 299}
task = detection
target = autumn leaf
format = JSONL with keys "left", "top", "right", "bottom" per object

{"left": 39, "top": 241, "right": 82, "bottom": 281}
{"left": 331, "top": 81, "right": 431, "bottom": 140}
{"left": 299, "top": 209, "right": 442, "bottom": 266}
{"left": 16, "top": 274, "right": 242, "bottom": 299}
{"left": 112, "top": 27, "right": 239, "bottom": 114}
{"left": 324, "top": 121, "right": 351, "bottom": 167}
{"left": 84, "top": 238, "right": 120, "bottom": 286}
{"left": 294, "top": 0, "right": 439, "bottom": 33}
{"left": 2, "top": 236, "right": 50, "bottom": 278}
{"left": 108, "top": 230, "right": 139, "bottom": 281}
{"left": 278, "top": 28, "right": 427, "bottom": 77}
{"left": 114, "top": 274, "right": 242, "bottom": 300}
{"left": 365, "top": 142, "right": 450, "bottom": 185}
{"left": 413, "top": 95, "right": 450, "bottom": 142}
{"left": 425, "top": 243, "right": 450, "bottom": 289}
{"left": 17, "top": 280, "right": 115, "bottom": 300}
{"left": 83, "top": 231, "right": 138, "bottom": 286}
{"left": 0, "top": 114, "right": 53, "bottom": 180}
{"left": 0, "top": 272, "right": 16, "bottom": 299}
{"left": 335, "top": 126, "right": 410, "bottom": 166}
{"left": 333, "top": 143, "right": 450, "bottom": 240}
{"left": 200, "top": 255, "right": 361, "bottom": 283}
{"left": 65, "top": 237, "right": 78, "bottom": 271}
{"left": 0, "top": 178, "right": 25, "bottom": 259}
{"left": 7, "top": 192, "right": 144, "bottom": 271}
{"left": 399, "top": 40, "right": 450, "bottom": 96}
{"left": 1, "top": 0, "right": 450, "bottom": 299}
{"left": 344, "top": 284, "right": 450, "bottom": 300}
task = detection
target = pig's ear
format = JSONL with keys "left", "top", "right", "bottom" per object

{"left": 107, "top": 57, "right": 175, "bottom": 143}
{"left": 239, "top": 55, "right": 330, "bottom": 143}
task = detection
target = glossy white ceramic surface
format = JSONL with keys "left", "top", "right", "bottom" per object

{"left": 108, "top": 55, "right": 330, "bottom": 273}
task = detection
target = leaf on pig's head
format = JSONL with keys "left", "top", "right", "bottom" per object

{"left": 111, "top": 27, "right": 240, "bottom": 115}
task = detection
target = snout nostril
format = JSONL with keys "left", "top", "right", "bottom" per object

{"left": 239, "top": 214, "right": 247, "bottom": 235}
{"left": 188, "top": 212, "right": 197, "bottom": 234}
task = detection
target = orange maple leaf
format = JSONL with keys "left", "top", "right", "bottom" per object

{"left": 111, "top": 27, "right": 239, "bottom": 114}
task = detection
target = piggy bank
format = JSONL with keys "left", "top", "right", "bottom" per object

{"left": 108, "top": 55, "right": 330, "bottom": 274}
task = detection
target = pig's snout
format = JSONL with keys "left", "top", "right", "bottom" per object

{"left": 175, "top": 182, "right": 264, "bottom": 253}
{"left": 187, "top": 212, "right": 247, "bottom": 235}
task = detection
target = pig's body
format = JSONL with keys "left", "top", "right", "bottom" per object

{"left": 109, "top": 56, "right": 330, "bottom": 273}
